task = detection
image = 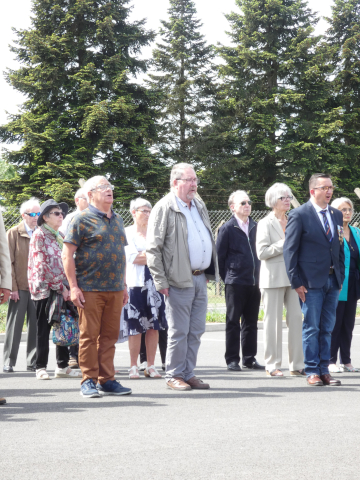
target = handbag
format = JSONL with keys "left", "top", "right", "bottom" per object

{"left": 52, "top": 308, "right": 79, "bottom": 346}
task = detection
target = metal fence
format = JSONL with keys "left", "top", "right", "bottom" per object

{"left": 1, "top": 207, "right": 271, "bottom": 231}
{"left": 3, "top": 207, "right": 358, "bottom": 315}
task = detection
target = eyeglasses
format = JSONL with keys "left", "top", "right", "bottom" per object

{"left": 313, "top": 186, "right": 336, "bottom": 192}
{"left": 137, "top": 209, "right": 151, "bottom": 215}
{"left": 279, "top": 196, "right": 293, "bottom": 201}
{"left": 24, "top": 212, "right": 41, "bottom": 217}
{"left": 340, "top": 208, "right": 353, "bottom": 213}
{"left": 177, "top": 177, "right": 200, "bottom": 185}
{"left": 240, "top": 200, "right": 252, "bottom": 206}
{"left": 91, "top": 184, "right": 114, "bottom": 191}
{"left": 49, "top": 211, "right": 64, "bottom": 217}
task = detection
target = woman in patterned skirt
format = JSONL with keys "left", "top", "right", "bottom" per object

{"left": 122, "top": 198, "right": 167, "bottom": 379}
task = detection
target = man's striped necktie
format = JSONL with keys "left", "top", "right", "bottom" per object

{"left": 320, "top": 210, "right": 333, "bottom": 242}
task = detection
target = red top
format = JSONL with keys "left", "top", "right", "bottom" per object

{"left": 28, "top": 226, "right": 66, "bottom": 300}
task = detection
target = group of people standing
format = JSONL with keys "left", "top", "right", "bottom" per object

{"left": 0, "top": 166, "right": 358, "bottom": 404}
{"left": 218, "top": 173, "right": 358, "bottom": 386}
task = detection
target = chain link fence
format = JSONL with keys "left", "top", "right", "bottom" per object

{"left": 3, "top": 206, "right": 359, "bottom": 314}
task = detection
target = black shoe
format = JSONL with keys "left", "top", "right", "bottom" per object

{"left": 227, "top": 362, "right": 241, "bottom": 371}
{"left": 27, "top": 365, "right": 36, "bottom": 372}
{"left": 3, "top": 366, "right": 14, "bottom": 373}
{"left": 242, "top": 360, "right": 265, "bottom": 370}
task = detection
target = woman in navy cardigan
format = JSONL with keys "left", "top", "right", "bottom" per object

{"left": 329, "top": 197, "right": 360, "bottom": 373}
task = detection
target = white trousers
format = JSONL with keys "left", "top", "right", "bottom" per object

{"left": 262, "top": 287, "right": 304, "bottom": 372}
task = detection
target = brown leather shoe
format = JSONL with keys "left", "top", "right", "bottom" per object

{"left": 166, "top": 377, "right": 191, "bottom": 391}
{"left": 320, "top": 374, "right": 341, "bottom": 386}
{"left": 307, "top": 374, "right": 324, "bottom": 386}
{"left": 186, "top": 376, "right": 210, "bottom": 389}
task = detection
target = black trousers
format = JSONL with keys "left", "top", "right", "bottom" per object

{"left": 139, "top": 329, "right": 168, "bottom": 364}
{"left": 225, "top": 284, "right": 261, "bottom": 365}
{"left": 34, "top": 298, "right": 69, "bottom": 370}
{"left": 330, "top": 276, "right": 357, "bottom": 365}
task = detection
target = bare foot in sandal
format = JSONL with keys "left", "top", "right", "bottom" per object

{"left": 266, "top": 369, "right": 283, "bottom": 377}
{"left": 128, "top": 366, "right": 140, "bottom": 379}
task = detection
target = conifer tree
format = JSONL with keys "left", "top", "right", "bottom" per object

{"left": 324, "top": 0, "right": 360, "bottom": 197}
{"left": 0, "top": 0, "right": 168, "bottom": 205}
{"left": 200, "top": 0, "right": 337, "bottom": 208}
{"left": 147, "top": 0, "right": 216, "bottom": 165}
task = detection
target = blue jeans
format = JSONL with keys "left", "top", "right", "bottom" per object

{"left": 301, "top": 274, "right": 340, "bottom": 376}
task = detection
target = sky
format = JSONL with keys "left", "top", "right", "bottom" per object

{"left": 0, "top": 0, "right": 334, "bottom": 150}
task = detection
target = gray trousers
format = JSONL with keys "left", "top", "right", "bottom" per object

{"left": 165, "top": 274, "right": 208, "bottom": 381}
{"left": 3, "top": 290, "right": 37, "bottom": 368}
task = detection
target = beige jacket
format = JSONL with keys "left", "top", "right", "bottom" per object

{"left": 0, "top": 211, "right": 12, "bottom": 290}
{"left": 146, "top": 192, "right": 217, "bottom": 290}
{"left": 7, "top": 221, "right": 31, "bottom": 292}
{"left": 256, "top": 211, "right": 290, "bottom": 289}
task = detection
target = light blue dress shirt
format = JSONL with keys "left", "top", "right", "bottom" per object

{"left": 176, "top": 197, "right": 212, "bottom": 271}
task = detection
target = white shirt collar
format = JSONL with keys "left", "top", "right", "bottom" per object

{"left": 310, "top": 198, "right": 328, "bottom": 213}
{"left": 24, "top": 221, "right": 33, "bottom": 236}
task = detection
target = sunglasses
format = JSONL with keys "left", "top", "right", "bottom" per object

{"left": 25, "top": 212, "right": 41, "bottom": 217}
{"left": 240, "top": 201, "right": 252, "bottom": 206}
{"left": 49, "top": 211, "right": 64, "bottom": 217}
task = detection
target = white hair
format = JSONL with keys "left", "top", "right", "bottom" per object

{"left": 331, "top": 197, "right": 354, "bottom": 211}
{"left": 74, "top": 187, "right": 86, "bottom": 201}
{"left": 129, "top": 198, "right": 152, "bottom": 214}
{"left": 265, "top": 183, "right": 292, "bottom": 209}
{"left": 82, "top": 176, "right": 108, "bottom": 202}
{"left": 228, "top": 190, "right": 249, "bottom": 212}
{"left": 20, "top": 197, "right": 41, "bottom": 215}
{"left": 170, "top": 163, "right": 195, "bottom": 188}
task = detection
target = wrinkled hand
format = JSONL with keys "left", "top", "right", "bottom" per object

{"left": 0, "top": 288, "right": 11, "bottom": 305}
{"left": 10, "top": 291, "right": 20, "bottom": 302}
{"left": 295, "top": 286, "right": 308, "bottom": 303}
{"left": 123, "top": 288, "right": 129, "bottom": 306}
{"left": 159, "top": 288, "right": 169, "bottom": 297}
{"left": 70, "top": 286, "right": 85, "bottom": 309}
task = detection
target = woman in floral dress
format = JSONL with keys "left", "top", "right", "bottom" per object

{"left": 122, "top": 198, "right": 167, "bottom": 379}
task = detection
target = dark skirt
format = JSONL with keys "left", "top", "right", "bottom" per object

{"left": 120, "top": 266, "right": 167, "bottom": 338}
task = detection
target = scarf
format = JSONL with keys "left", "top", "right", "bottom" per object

{"left": 43, "top": 223, "right": 63, "bottom": 249}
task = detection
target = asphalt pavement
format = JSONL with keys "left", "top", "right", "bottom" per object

{"left": 1, "top": 326, "right": 360, "bottom": 480}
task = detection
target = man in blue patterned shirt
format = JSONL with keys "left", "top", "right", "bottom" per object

{"left": 62, "top": 176, "right": 131, "bottom": 398}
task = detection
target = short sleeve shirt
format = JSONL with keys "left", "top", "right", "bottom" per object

{"left": 64, "top": 205, "right": 127, "bottom": 291}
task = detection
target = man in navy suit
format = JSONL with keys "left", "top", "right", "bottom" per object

{"left": 284, "top": 173, "right": 345, "bottom": 386}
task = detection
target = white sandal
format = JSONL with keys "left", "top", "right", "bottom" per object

{"left": 144, "top": 365, "right": 162, "bottom": 378}
{"left": 36, "top": 368, "right": 51, "bottom": 380}
{"left": 128, "top": 366, "right": 140, "bottom": 379}
{"left": 55, "top": 367, "right": 82, "bottom": 378}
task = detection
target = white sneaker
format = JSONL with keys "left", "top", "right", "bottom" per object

{"left": 328, "top": 364, "right": 341, "bottom": 373}
{"left": 138, "top": 361, "right": 147, "bottom": 372}
{"left": 55, "top": 367, "right": 82, "bottom": 378}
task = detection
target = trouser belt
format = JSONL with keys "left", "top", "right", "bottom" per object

{"left": 192, "top": 269, "right": 205, "bottom": 276}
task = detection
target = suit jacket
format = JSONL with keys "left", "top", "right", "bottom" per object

{"left": 283, "top": 200, "right": 345, "bottom": 290}
{"left": 216, "top": 215, "right": 260, "bottom": 286}
{"left": 256, "top": 211, "right": 290, "bottom": 289}
{"left": 7, "top": 220, "right": 31, "bottom": 291}
{"left": 0, "top": 211, "right": 12, "bottom": 290}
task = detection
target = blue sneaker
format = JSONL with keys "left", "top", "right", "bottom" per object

{"left": 96, "top": 380, "right": 132, "bottom": 396}
{"left": 80, "top": 379, "right": 101, "bottom": 398}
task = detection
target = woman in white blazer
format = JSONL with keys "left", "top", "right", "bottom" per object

{"left": 256, "top": 183, "right": 304, "bottom": 377}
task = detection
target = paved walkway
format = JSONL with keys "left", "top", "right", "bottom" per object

{"left": 1, "top": 327, "right": 360, "bottom": 480}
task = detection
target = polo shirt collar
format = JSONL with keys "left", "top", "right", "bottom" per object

{"left": 88, "top": 204, "right": 115, "bottom": 219}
